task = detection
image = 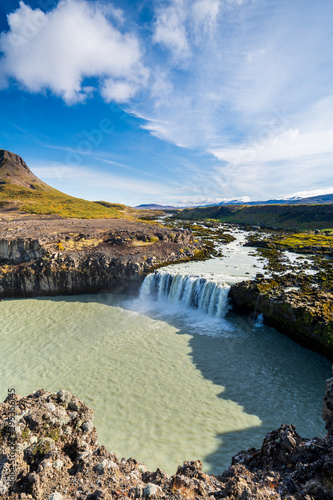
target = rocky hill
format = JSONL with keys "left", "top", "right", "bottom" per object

{"left": 0, "top": 150, "right": 51, "bottom": 190}
{"left": 0, "top": 376, "right": 332, "bottom": 499}
{"left": 0, "top": 150, "right": 130, "bottom": 219}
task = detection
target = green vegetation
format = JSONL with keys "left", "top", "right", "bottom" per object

{"left": 94, "top": 201, "right": 126, "bottom": 210}
{"left": 179, "top": 204, "right": 333, "bottom": 230}
{"left": 247, "top": 231, "right": 333, "bottom": 256}
{"left": 149, "top": 236, "right": 159, "bottom": 243}
{"left": 0, "top": 183, "right": 126, "bottom": 219}
{"left": 46, "top": 428, "right": 61, "bottom": 442}
{"left": 21, "top": 426, "right": 30, "bottom": 441}
{"left": 277, "top": 233, "right": 333, "bottom": 250}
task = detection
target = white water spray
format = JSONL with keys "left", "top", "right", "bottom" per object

{"left": 255, "top": 313, "right": 264, "bottom": 328}
{"left": 140, "top": 272, "right": 231, "bottom": 318}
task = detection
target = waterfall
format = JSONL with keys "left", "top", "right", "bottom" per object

{"left": 255, "top": 313, "right": 264, "bottom": 328}
{"left": 140, "top": 272, "right": 231, "bottom": 318}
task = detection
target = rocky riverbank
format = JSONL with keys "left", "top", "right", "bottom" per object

{"left": 0, "top": 376, "right": 333, "bottom": 499}
{"left": 0, "top": 218, "right": 204, "bottom": 298}
{"left": 229, "top": 273, "right": 333, "bottom": 360}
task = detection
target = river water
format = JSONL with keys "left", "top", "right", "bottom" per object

{"left": 0, "top": 227, "right": 331, "bottom": 474}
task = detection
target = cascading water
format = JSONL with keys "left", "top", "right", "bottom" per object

{"left": 140, "top": 271, "right": 231, "bottom": 318}
{"left": 255, "top": 313, "right": 264, "bottom": 328}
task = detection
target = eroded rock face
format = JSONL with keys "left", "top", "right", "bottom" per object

{"left": 229, "top": 274, "right": 333, "bottom": 360}
{"left": 323, "top": 376, "right": 333, "bottom": 436}
{"left": 0, "top": 239, "right": 41, "bottom": 263}
{"left": 1, "top": 377, "right": 333, "bottom": 499}
{"left": 0, "top": 219, "right": 203, "bottom": 298}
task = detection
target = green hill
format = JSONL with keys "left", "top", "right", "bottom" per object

{"left": 0, "top": 150, "right": 126, "bottom": 219}
{"left": 179, "top": 204, "right": 333, "bottom": 230}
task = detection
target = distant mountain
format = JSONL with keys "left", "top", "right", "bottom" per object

{"left": 203, "top": 194, "right": 333, "bottom": 207}
{"left": 0, "top": 149, "right": 126, "bottom": 219}
{"left": 135, "top": 203, "right": 180, "bottom": 210}
{"left": 136, "top": 194, "right": 333, "bottom": 211}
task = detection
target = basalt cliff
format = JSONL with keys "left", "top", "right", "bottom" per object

{"left": 0, "top": 217, "right": 203, "bottom": 298}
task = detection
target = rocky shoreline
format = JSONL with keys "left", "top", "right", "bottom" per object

{"left": 229, "top": 273, "right": 333, "bottom": 360}
{"left": 0, "top": 376, "right": 332, "bottom": 499}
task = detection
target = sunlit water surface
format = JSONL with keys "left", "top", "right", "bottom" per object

{"left": 0, "top": 229, "right": 330, "bottom": 474}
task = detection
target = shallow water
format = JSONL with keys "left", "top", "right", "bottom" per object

{"left": 0, "top": 292, "right": 330, "bottom": 474}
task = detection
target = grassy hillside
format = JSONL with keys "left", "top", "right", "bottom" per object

{"left": 179, "top": 204, "right": 333, "bottom": 230}
{"left": 0, "top": 183, "right": 125, "bottom": 219}
{"left": 0, "top": 149, "right": 131, "bottom": 219}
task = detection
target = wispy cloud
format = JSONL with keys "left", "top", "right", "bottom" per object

{"left": 128, "top": 0, "right": 333, "bottom": 199}
{"left": 32, "top": 163, "right": 173, "bottom": 201}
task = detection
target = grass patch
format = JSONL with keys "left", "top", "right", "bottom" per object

{"left": 277, "top": 233, "right": 333, "bottom": 249}
{"left": 0, "top": 184, "right": 127, "bottom": 219}
{"left": 61, "top": 238, "right": 104, "bottom": 251}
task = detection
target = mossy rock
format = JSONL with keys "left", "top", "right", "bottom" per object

{"left": 31, "top": 437, "right": 55, "bottom": 456}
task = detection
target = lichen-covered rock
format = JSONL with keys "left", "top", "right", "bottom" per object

{"left": 1, "top": 381, "right": 333, "bottom": 499}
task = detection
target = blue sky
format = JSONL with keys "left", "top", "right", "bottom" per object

{"left": 0, "top": 0, "right": 332, "bottom": 206}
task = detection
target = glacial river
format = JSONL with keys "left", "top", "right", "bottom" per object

{"left": 0, "top": 227, "right": 331, "bottom": 474}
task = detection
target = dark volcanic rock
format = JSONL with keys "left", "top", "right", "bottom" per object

{"left": 1, "top": 377, "right": 333, "bottom": 499}
{"left": 229, "top": 274, "right": 333, "bottom": 360}
{"left": 323, "top": 376, "right": 333, "bottom": 436}
{"left": 0, "top": 218, "right": 203, "bottom": 298}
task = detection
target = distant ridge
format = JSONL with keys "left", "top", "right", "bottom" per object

{"left": 202, "top": 193, "right": 333, "bottom": 207}
{"left": 135, "top": 203, "right": 180, "bottom": 210}
{"left": 136, "top": 194, "right": 333, "bottom": 211}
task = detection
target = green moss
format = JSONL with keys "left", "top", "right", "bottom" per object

{"left": 21, "top": 426, "right": 30, "bottom": 441}
{"left": 46, "top": 428, "right": 60, "bottom": 442}
{"left": 31, "top": 438, "right": 54, "bottom": 456}
{"left": 257, "top": 280, "right": 279, "bottom": 292}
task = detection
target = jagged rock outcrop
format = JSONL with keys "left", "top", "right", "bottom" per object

{"left": 229, "top": 274, "right": 333, "bottom": 360}
{"left": 0, "top": 376, "right": 333, "bottom": 499}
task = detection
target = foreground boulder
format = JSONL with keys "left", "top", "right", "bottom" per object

{"left": 0, "top": 378, "right": 333, "bottom": 499}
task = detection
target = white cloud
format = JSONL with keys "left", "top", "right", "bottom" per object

{"left": 210, "top": 128, "right": 333, "bottom": 165}
{"left": 0, "top": 0, "right": 147, "bottom": 104}
{"left": 291, "top": 187, "right": 333, "bottom": 199}
{"left": 191, "top": 0, "right": 220, "bottom": 35}
{"left": 153, "top": 1, "right": 189, "bottom": 59}
{"left": 101, "top": 79, "right": 139, "bottom": 103}
{"left": 152, "top": 0, "right": 222, "bottom": 59}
